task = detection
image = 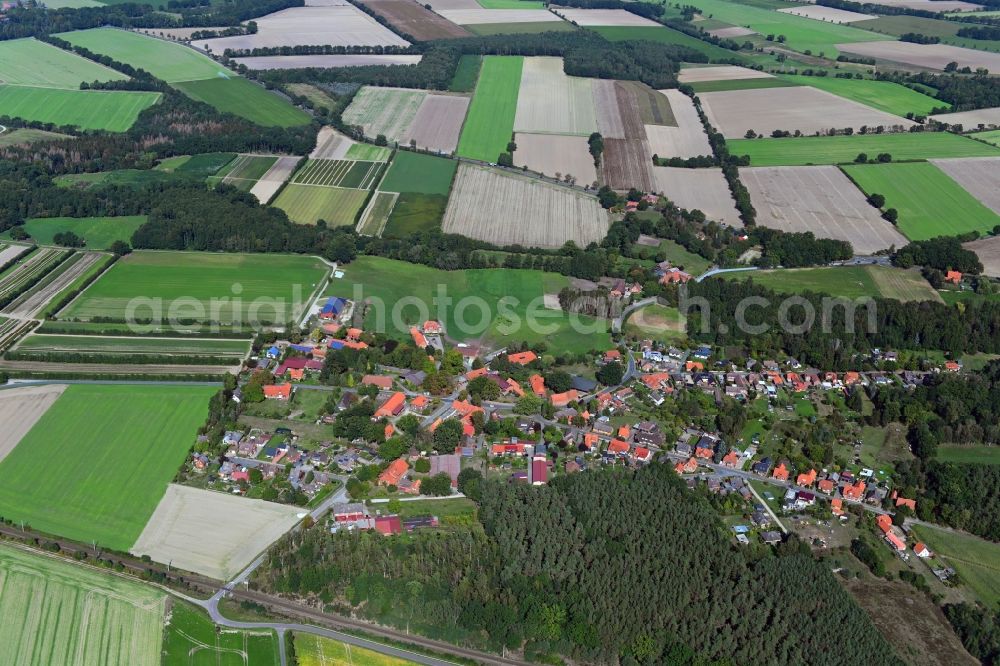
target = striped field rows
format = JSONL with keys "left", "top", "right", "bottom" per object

{"left": 0, "top": 248, "right": 68, "bottom": 302}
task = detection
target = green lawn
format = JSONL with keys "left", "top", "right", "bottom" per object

{"left": 843, "top": 162, "right": 1000, "bottom": 240}
{"left": 0, "top": 38, "right": 127, "bottom": 87}
{"left": 380, "top": 151, "right": 457, "bottom": 195}
{"left": 58, "top": 28, "right": 228, "bottom": 83}
{"left": 779, "top": 75, "right": 943, "bottom": 117}
{"left": 681, "top": 0, "right": 885, "bottom": 57}
{"left": 591, "top": 25, "right": 743, "bottom": 60}
{"left": 0, "top": 86, "right": 160, "bottom": 132}
{"left": 63, "top": 251, "right": 329, "bottom": 324}
{"left": 163, "top": 601, "right": 279, "bottom": 666}
{"left": 382, "top": 192, "right": 448, "bottom": 237}
{"left": 728, "top": 132, "right": 1000, "bottom": 166}
{"left": 0, "top": 384, "right": 215, "bottom": 550}
{"left": 1, "top": 216, "right": 147, "bottom": 249}
{"left": 655, "top": 239, "right": 712, "bottom": 275}
{"left": 0, "top": 544, "right": 165, "bottom": 666}
{"left": 911, "top": 523, "right": 1000, "bottom": 607}
{"left": 937, "top": 445, "right": 1000, "bottom": 465}
{"left": 457, "top": 56, "right": 522, "bottom": 162}
{"left": 328, "top": 256, "right": 611, "bottom": 353}
{"left": 449, "top": 54, "right": 482, "bottom": 92}
{"left": 174, "top": 77, "right": 310, "bottom": 127}
{"left": 971, "top": 130, "right": 1000, "bottom": 147}
{"left": 273, "top": 184, "right": 369, "bottom": 226}
{"left": 623, "top": 303, "right": 686, "bottom": 342}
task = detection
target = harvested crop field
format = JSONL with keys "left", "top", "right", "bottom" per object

{"left": 132, "top": 484, "right": 302, "bottom": 581}
{"left": 193, "top": 5, "right": 409, "bottom": 51}
{"left": 867, "top": 265, "right": 943, "bottom": 302}
{"left": 514, "top": 57, "right": 597, "bottom": 135}
{"left": 437, "top": 8, "right": 560, "bottom": 23}
{"left": 929, "top": 157, "right": 1000, "bottom": 216}
{"left": 233, "top": 54, "right": 422, "bottom": 69}
{"left": 603, "top": 138, "right": 656, "bottom": 191}
{"left": 358, "top": 0, "right": 471, "bottom": 39}
{"left": 343, "top": 86, "right": 426, "bottom": 144}
{"left": 777, "top": 5, "right": 875, "bottom": 23}
{"left": 551, "top": 7, "right": 660, "bottom": 26}
{"left": 678, "top": 65, "right": 774, "bottom": 84}
{"left": 646, "top": 89, "right": 711, "bottom": 158}
{"left": 403, "top": 94, "right": 470, "bottom": 154}
{"left": 311, "top": 127, "right": 356, "bottom": 159}
{"left": 652, "top": 167, "right": 741, "bottom": 225}
{"left": 514, "top": 133, "right": 598, "bottom": 184}
{"left": 707, "top": 25, "right": 756, "bottom": 38}
{"left": 593, "top": 79, "right": 625, "bottom": 139}
{"left": 618, "top": 80, "right": 675, "bottom": 126}
{"left": 781, "top": 75, "right": 941, "bottom": 118}
{"left": 443, "top": 163, "right": 608, "bottom": 248}
{"left": 274, "top": 185, "right": 369, "bottom": 226}
{"left": 742, "top": 165, "right": 908, "bottom": 254}
{"left": 699, "top": 86, "right": 915, "bottom": 139}
{"left": 964, "top": 235, "right": 1000, "bottom": 276}
{"left": 250, "top": 156, "right": 300, "bottom": 204}
{"left": 0, "top": 544, "right": 165, "bottom": 666}
{"left": 357, "top": 191, "right": 399, "bottom": 236}
{"left": 0, "top": 384, "right": 66, "bottom": 463}
{"left": 930, "top": 106, "right": 1000, "bottom": 128}
{"left": 836, "top": 40, "right": 1000, "bottom": 71}
{"left": 845, "top": 161, "right": 1000, "bottom": 239}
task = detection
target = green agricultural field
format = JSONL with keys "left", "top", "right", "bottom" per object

{"left": 449, "top": 54, "right": 482, "bottom": 92}
{"left": 380, "top": 151, "right": 457, "bottom": 195}
{"left": 843, "top": 162, "right": 1000, "bottom": 240}
{"left": 346, "top": 143, "right": 393, "bottom": 162}
{"left": 175, "top": 77, "right": 311, "bottom": 127}
{"left": 63, "top": 251, "right": 329, "bottom": 324}
{"left": 468, "top": 21, "right": 576, "bottom": 35}
{"left": 681, "top": 0, "right": 885, "bottom": 56}
{"left": 163, "top": 601, "right": 279, "bottom": 666}
{"left": 15, "top": 333, "right": 250, "bottom": 357}
{"left": 623, "top": 304, "right": 686, "bottom": 342}
{"left": 0, "top": 544, "right": 165, "bottom": 666}
{"left": 971, "top": 129, "right": 1000, "bottom": 147}
{"left": 58, "top": 28, "right": 227, "bottom": 83}
{"left": 457, "top": 56, "right": 523, "bottom": 162}
{"left": 40, "top": 255, "right": 114, "bottom": 318}
{"left": 721, "top": 265, "right": 940, "bottom": 301}
{"left": 689, "top": 77, "right": 799, "bottom": 93}
{"left": 0, "top": 38, "right": 127, "bottom": 87}
{"left": 911, "top": 523, "right": 1000, "bottom": 607}
{"left": 274, "top": 184, "right": 369, "bottom": 226}
{"left": 0, "top": 128, "right": 71, "bottom": 148}
{"left": 591, "top": 25, "right": 743, "bottom": 60}
{"left": 0, "top": 384, "right": 215, "bottom": 550}
{"left": 357, "top": 191, "right": 398, "bottom": 236}
{"left": 327, "top": 256, "right": 611, "bottom": 353}
{"left": 778, "top": 75, "right": 943, "bottom": 117}
{"left": 382, "top": 192, "right": 448, "bottom": 237}
{"left": 937, "top": 445, "right": 1000, "bottom": 465}
{"left": 294, "top": 632, "right": 417, "bottom": 666}
{"left": 178, "top": 151, "right": 239, "bottom": 177}
{"left": 208, "top": 154, "right": 278, "bottom": 190}
{"left": 0, "top": 86, "right": 160, "bottom": 132}
{"left": 727, "top": 131, "right": 1000, "bottom": 166}
{"left": 154, "top": 155, "right": 191, "bottom": 172}
{"left": 1, "top": 216, "right": 147, "bottom": 249}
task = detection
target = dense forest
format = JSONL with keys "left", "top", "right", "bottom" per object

{"left": 256, "top": 465, "right": 901, "bottom": 665}
{"left": 892, "top": 237, "right": 984, "bottom": 274}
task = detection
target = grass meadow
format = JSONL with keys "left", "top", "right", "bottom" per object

{"left": 0, "top": 128, "right": 72, "bottom": 147}
{"left": 163, "top": 601, "right": 279, "bottom": 666}
{"left": 449, "top": 54, "right": 482, "bottom": 92}
{"left": 911, "top": 523, "right": 1000, "bottom": 607}
{"left": 728, "top": 131, "right": 1000, "bottom": 166}
{"left": 623, "top": 304, "right": 686, "bottom": 342}
{"left": 380, "top": 151, "right": 457, "bottom": 195}
{"left": 294, "top": 632, "right": 415, "bottom": 666}
{"left": 0, "top": 86, "right": 160, "bottom": 132}
{"left": 63, "top": 251, "right": 329, "bottom": 324}
{"left": 0, "top": 544, "right": 165, "bottom": 666}
{"left": 274, "top": 184, "right": 369, "bottom": 226}
{"left": 327, "top": 256, "right": 611, "bottom": 353}
{"left": 0, "top": 384, "right": 215, "bottom": 550}
{"left": 382, "top": 192, "right": 448, "bottom": 237}
{"left": 721, "top": 265, "right": 940, "bottom": 301}
{"left": 779, "top": 75, "right": 943, "bottom": 117}
{"left": 843, "top": 162, "right": 1000, "bottom": 240}
{"left": 971, "top": 130, "right": 1000, "bottom": 147}
{"left": 1, "top": 215, "right": 147, "bottom": 248}
{"left": 0, "top": 38, "right": 126, "bottom": 87}
{"left": 175, "top": 77, "right": 311, "bottom": 127}
{"left": 457, "top": 56, "right": 523, "bottom": 162}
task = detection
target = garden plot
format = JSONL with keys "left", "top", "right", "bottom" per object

{"left": 742, "top": 165, "right": 907, "bottom": 254}
{"left": 358, "top": 0, "right": 472, "bottom": 39}
{"left": 293, "top": 159, "right": 382, "bottom": 189}
{"left": 678, "top": 65, "right": 774, "bottom": 84}
{"left": 777, "top": 5, "right": 875, "bottom": 23}
{"left": 250, "top": 156, "right": 300, "bottom": 204}
{"left": 132, "top": 484, "right": 302, "bottom": 581}
{"left": 653, "top": 167, "right": 740, "bottom": 226}
{"left": 930, "top": 157, "right": 1000, "bottom": 216}
{"left": 646, "top": 89, "right": 711, "bottom": 158}
{"left": 311, "top": 126, "right": 356, "bottom": 159}
{"left": 402, "top": 94, "right": 470, "bottom": 154}
{"left": 514, "top": 133, "right": 598, "bottom": 184}
{"left": 437, "top": 8, "right": 561, "bottom": 24}
{"left": 836, "top": 41, "right": 1000, "bottom": 71}
{"left": 963, "top": 235, "right": 1000, "bottom": 277}
{"left": 0, "top": 384, "right": 66, "bottom": 463}
{"left": 550, "top": 7, "right": 660, "bottom": 26}
{"left": 929, "top": 106, "right": 1000, "bottom": 128}
{"left": 593, "top": 79, "right": 626, "bottom": 139}
{"left": 233, "top": 54, "right": 422, "bottom": 69}
{"left": 699, "top": 86, "right": 915, "bottom": 139}
{"left": 0, "top": 544, "right": 165, "bottom": 666}
{"left": 513, "top": 57, "right": 598, "bottom": 136}
{"left": 443, "top": 163, "right": 609, "bottom": 248}
{"left": 343, "top": 86, "right": 427, "bottom": 144}
{"left": 193, "top": 5, "right": 408, "bottom": 52}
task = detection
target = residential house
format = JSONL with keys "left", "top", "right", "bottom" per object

{"left": 945, "top": 270, "right": 962, "bottom": 285}
{"left": 760, "top": 531, "right": 782, "bottom": 545}
{"left": 508, "top": 351, "right": 538, "bottom": 365}
{"left": 263, "top": 383, "right": 292, "bottom": 400}
{"left": 607, "top": 439, "right": 630, "bottom": 456}
{"left": 529, "top": 374, "right": 546, "bottom": 397}
{"left": 430, "top": 454, "right": 461, "bottom": 487}
{"left": 634, "top": 421, "right": 665, "bottom": 447}
{"left": 772, "top": 462, "right": 789, "bottom": 481}
{"left": 374, "top": 392, "right": 406, "bottom": 418}
{"left": 363, "top": 375, "right": 394, "bottom": 390}
{"left": 551, "top": 389, "right": 579, "bottom": 408}
{"left": 796, "top": 469, "right": 817, "bottom": 487}
{"left": 378, "top": 458, "right": 409, "bottom": 486}
{"left": 409, "top": 395, "right": 430, "bottom": 413}
{"left": 913, "top": 542, "right": 932, "bottom": 558}
{"left": 722, "top": 451, "right": 739, "bottom": 468}
{"left": 896, "top": 497, "right": 917, "bottom": 511}
{"left": 674, "top": 457, "right": 698, "bottom": 474}
{"left": 752, "top": 457, "right": 772, "bottom": 476}
{"left": 842, "top": 480, "right": 866, "bottom": 501}
{"left": 604, "top": 349, "right": 622, "bottom": 363}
